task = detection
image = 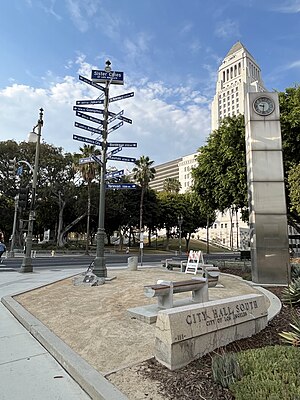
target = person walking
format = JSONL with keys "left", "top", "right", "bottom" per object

{"left": 0, "top": 241, "right": 6, "bottom": 263}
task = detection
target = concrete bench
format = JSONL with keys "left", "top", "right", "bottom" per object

{"left": 162, "top": 258, "right": 187, "bottom": 272}
{"left": 144, "top": 278, "right": 208, "bottom": 309}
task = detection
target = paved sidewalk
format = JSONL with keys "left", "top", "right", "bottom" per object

{"left": 0, "top": 265, "right": 282, "bottom": 400}
{"left": 0, "top": 267, "right": 126, "bottom": 400}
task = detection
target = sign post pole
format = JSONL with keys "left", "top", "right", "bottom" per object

{"left": 93, "top": 63, "right": 111, "bottom": 278}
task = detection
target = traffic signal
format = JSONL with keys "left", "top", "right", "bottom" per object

{"left": 19, "top": 187, "right": 29, "bottom": 209}
{"left": 8, "top": 158, "right": 16, "bottom": 178}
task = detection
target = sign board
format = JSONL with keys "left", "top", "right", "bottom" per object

{"left": 185, "top": 251, "right": 204, "bottom": 275}
{"left": 106, "top": 183, "right": 137, "bottom": 189}
{"left": 79, "top": 75, "right": 105, "bottom": 91}
{"left": 108, "top": 92, "right": 134, "bottom": 103}
{"left": 76, "top": 111, "right": 103, "bottom": 125}
{"left": 79, "top": 157, "right": 94, "bottom": 165}
{"left": 73, "top": 106, "right": 104, "bottom": 115}
{"left": 105, "top": 169, "right": 124, "bottom": 178}
{"left": 73, "top": 134, "right": 102, "bottom": 146}
{"left": 107, "top": 142, "right": 137, "bottom": 148}
{"left": 91, "top": 70, "right": 124, "bottom": 85}
{"left": 108, "top": 111, "right": 132, "bottom": 124}
{"left": 75, "top": 122, "right": 103, "bottom": 135}
{"left": 76, "top": 99, "right": 104, "bottom": 106}
{"left": 91, "top": 154, "right": 102, "bottom": 165}
{"left": 108, "top": 121, "right": 123, "bottom": 134}
{"left": 106, "top": 147, "right": 122, "bottom": 159}
{"left": 108, "top": 110, "right": 124, "bottom": 124}
{"left": 108, "top": 155, "right": 136, "bottom": 163}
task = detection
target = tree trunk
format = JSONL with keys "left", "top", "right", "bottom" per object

{"left": 56, "top": 192, "right": 66, "bottom": 247}
{"left": 57, "top": 213, "right": 87, "bottom": 247}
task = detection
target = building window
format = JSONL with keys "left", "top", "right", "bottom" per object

{"left": 225, "top": 223, "right": 227, "bottom": 228}
{"left": 221, "top": 224, "right": 223, "bottom": 228}
{"left": 214, "top": 224, "right": 217, "bottom": 229}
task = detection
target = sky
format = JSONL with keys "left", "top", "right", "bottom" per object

{"left": 0, "top": 0, "right": 300, "bottom": 170}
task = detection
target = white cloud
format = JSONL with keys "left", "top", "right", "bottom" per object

{"left": 0, "top": 58, "right": 211, "bottom": 166}
{"left": 214, "top": 19, "right": 240, "bottom": 39}
{"left": 274, "top": 0, "right": 300, "bottom": 13}
{"left": 66, "top": 0, "right": 102, "bottom": 32}
{"left": 285, "top": 60, "right": 300, "bottom": 69}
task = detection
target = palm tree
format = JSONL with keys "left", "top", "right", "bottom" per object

{"left": 76, "top": 144, "right": 98, "bottom": 254}
{"left": 163, "top": 177, "right": 181, "bottom": 193}
{"left": 132, "top": 155, "right": 156, "bottom": 241}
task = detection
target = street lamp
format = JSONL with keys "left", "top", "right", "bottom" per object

{"left": 92, "top": 61, "right": 111, "bottom": 278}
{"left": 20, "top": 108, "right": 44, "bottom": 273}
{"left": 178, "top": 214, "right": 183, "bottom": 256}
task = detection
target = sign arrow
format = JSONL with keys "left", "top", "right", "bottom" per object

{"left": 107, "top": 142, "right": 137, "bottom": 148}
{"left": 108, "top": 121, "right": 123, "bottom": 134}
{"left": 79, "top": 157, "right": 95, "bottom": 165}
{"left": 76, "top": 111, "right": 104, "bottom": 125}
{"left": 107, "top": 110, "right": 132, "bottom": 124}
{"left": 75, "top": 122, "right": 103, "bottom": 135}
{"left": 108, "top": 155, "right": 136, "bottom": 163}
{"left": 76, "top": 99, "right": 104, "bottom": 105}
{"left": 108, "top": 110, "right": 124, "bottom": 124}
{"left": 91, "top": 154, "right": 103, "bottom": 166}
{"left": 73, "top": 106, "right": 104, "bottom": 115}
{"left": 106, "top": 183, "right": 137, "bottom": 190}
{"left": 79, "top": 75, "right": 105, "bottom": 91}
{"left": 106, "top": 147, "right": 122, "bottom": 159}
{"left": 73, "top": 134, "right": 102, "bottom": 146}
{"left": 108, "top": 92, "right": 134, "bottom": 103}
{"left": 105, "top": 169, "right": 124, "bottom": 178}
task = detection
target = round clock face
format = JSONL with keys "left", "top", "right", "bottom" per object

{"left": 253, "top": 96, "right": 275, "bottom": 116}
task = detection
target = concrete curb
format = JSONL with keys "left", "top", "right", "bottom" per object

{"left": 220, "top": 273, "right": 282, "bottom": 321}
{"left": 2, "top": 295, "right": 128, "bottom": 400}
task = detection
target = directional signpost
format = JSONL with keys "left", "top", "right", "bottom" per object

{"left": 106, "top": 183, "right": 136, "bottom": 189}
{"left": 73, "top": 60, "right": 137, "bottom": 279}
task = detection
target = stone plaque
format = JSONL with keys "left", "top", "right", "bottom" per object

{"left": 155, "top": 294, "right": 268, "bottom": 370}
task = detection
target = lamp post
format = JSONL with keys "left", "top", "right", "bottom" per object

{"left": 178, "top": 214, "right": 183, "bottom": 256}
{"left": 93, "top": 61, "right": 111, "bottom": 278}
{"left": 20, "top": 108, "right": 44, "bottom": 273}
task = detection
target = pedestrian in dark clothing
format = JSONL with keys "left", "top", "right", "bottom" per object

{"left": 0, "top": 241, "right": 6, "bottom": 263}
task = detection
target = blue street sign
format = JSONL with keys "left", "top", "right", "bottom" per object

{"left": 106, "top": 183, "right": 137, "bottom": 190}
{"left": 108, "top": 155, "right": 136, "bottom": 162}
{"left": 107, "top": 111, "right": 132, "bottom": 124}
{"left": 73, "top": 106, "right": 104, "bottom": 115}
{"left": 108, "top": 121, "right": 123, "bottom": 134}
{"left": 106, "top": 147, "right": 122, "bottom": 159}
{"left": 76, "top": 99, "right": 104, "bottom": 105}
{"left": 79, "top": 157, "right": 94, "bottom": 165}
{"left": 109, "top": 92, "right": 134, "bottom": 103}
{"left": 79, "top": 75, "right": 105, "bottom": 91}
{"left": 91, "top": 154, "right": 103, "bottom": 165}
{"left": 105, "top": 169, "right": 124, "bottom": 178}
{"left": 108, "top": 110, "right": 124, "bottom": 124}
{"left": 75, "top": 122, "right": 103, "bottom": 135}
{"left": 73, "top": 134, "right": 102, "bottom": 146}
{"left": 107, "top": 142, "right": 137, "bottom": 147}
{"left": 76, "top": 111, "right": 104, "bottom": 125}
{"left": 91, "top": 70, "right": 124, "bottom": 85}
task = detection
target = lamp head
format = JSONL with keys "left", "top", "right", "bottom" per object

{"left": 27, "top": 129, "right": 38, "bottom": 143}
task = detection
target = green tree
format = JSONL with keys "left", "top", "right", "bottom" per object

{"left": 192, "top": 114, "right": 248, "bottom": 216}
{"left": 288, "top": 163, "right": 300, "bottom": 215}
{"left": 132, "top": 155, "right": 156, "bottom": 236}
{"left": 163, "top": 177, "right": 181, "bottom": 193}
{"left": 74, "top": 144, "right": 99, "bottom": 254}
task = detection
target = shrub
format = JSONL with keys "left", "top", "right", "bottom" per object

{"left": 291, "top": 264, "right": 300, "bottom": 281}
{"left": 230, "top": 345, "right": 300, "bottom": 400}
{"left": 280, "top": 311, "right": 300, "bottom": 347}
{"left": 211, "top": 352, "right": 242, "bottom": 388}
{"left": 282, "top": 277, "right": 300, "bottom": 306}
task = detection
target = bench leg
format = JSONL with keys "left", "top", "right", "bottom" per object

{"left": 156, "top": 282, "right": 174, "bottom": 309}
{"left": 192, "top": 282, "right": 209, "bottom": 303}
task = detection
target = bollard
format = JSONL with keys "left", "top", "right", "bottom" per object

{"left": 128, "top": 256, "right": 138, "bottom": 271}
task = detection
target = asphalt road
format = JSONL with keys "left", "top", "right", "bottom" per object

{"left": 1, "top": 252, "right": 240, "bottom": 270}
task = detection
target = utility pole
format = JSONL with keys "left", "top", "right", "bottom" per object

{"left": 20, "top": 108, "right": 44, "bottom": 273}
